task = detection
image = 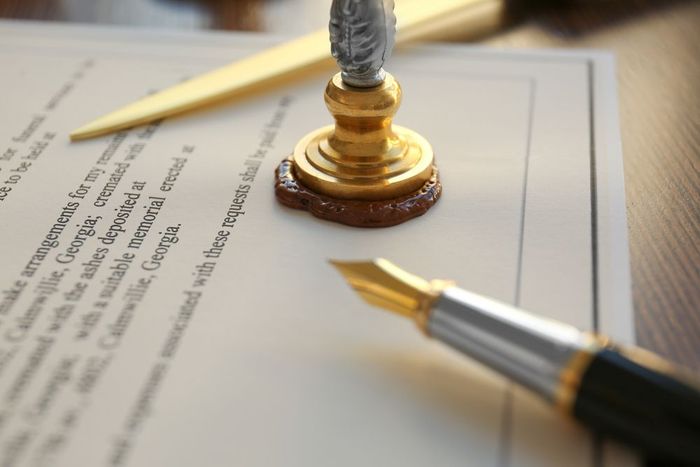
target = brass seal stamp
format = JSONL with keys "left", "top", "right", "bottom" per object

{"left": 274, "top": 0, "right": 441, "bottom": 227}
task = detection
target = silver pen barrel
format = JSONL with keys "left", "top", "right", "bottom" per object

{"left": 428, "top": 287, "right": 593, "bottom": 402}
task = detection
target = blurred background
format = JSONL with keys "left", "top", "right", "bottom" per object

{"left": 0, "top": 1, "right": 694, "bottom": 36}
{"left": 1, "top": 0, "right": 699, "bottom": 370}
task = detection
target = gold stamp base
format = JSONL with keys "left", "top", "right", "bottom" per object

{"left": 275, "top": 72, "right": 441, "bottom": 227}
{"left": 274, "top": 157, "right": 441, "bottom": 228}
{"left": 292, "top": 124, "right": 435, "bottom": 201}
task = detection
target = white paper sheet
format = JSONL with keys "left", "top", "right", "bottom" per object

{"left": 0, "top": 21, "right": 635, "bottom": 467}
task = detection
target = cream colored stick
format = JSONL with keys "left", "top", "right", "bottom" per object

{"left": 70, "top": 0, "right": 503, "bottom": 141}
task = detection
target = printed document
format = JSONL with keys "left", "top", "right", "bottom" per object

{"left": 0, "top": 21, "right": 634, "bottom": 466}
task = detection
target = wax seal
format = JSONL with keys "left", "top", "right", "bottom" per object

{"left": 275, "top": 0, "right": 441, "bottom": 227}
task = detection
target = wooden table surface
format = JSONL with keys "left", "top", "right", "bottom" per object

{"left": 1, "top": 0, "right": 698, "bottom": 369}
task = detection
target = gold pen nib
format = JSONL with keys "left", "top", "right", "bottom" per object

{"left": 330, "top": 258, "right": 447, "bottom": 327}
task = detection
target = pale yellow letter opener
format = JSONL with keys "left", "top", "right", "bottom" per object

{"left": 69, "top": 0, "right": 503, "bottom": 141}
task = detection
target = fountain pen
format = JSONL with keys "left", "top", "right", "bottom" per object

{"left": 331, "top": 258, "right": 700, "bottom": 464}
